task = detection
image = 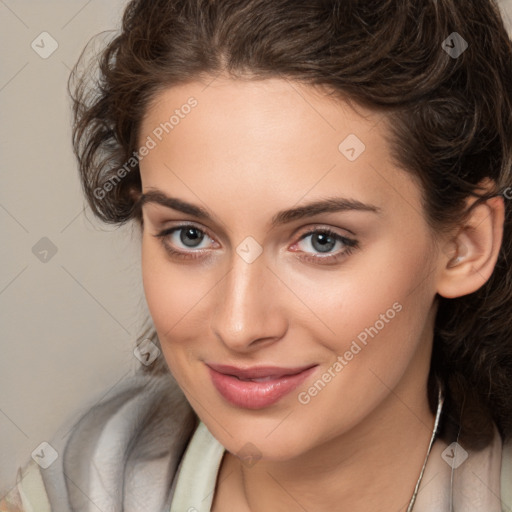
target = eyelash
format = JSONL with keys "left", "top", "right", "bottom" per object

{"left": 152, "top": 224, "right": 359, "bottom": 265}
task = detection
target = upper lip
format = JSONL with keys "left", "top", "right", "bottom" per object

{"left": 207, "top": 363, "right": 317, "bottom": 379}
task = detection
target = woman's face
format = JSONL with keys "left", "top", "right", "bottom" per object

{"left": 138, "top": 76, "right": 442, "bottom": 460}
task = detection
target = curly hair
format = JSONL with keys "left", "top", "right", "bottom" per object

{"left": 69, "top": 0, "right": 512, "bottom": 450}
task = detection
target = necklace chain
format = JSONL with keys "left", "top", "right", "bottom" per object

{"left": 406, "top": 386, "right": 445, "bottom": 511}
{"left": 239, "top": 386, "right": 445, "bottom": 512}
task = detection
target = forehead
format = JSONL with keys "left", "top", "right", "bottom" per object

{"left": 138, "top": 77, "right": 423, "bottom": 224}
{"left": 140, "top": 76, "right": 381, "bottom": 156}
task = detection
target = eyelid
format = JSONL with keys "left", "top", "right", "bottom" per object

{"left": 152, "top": 223, "right": 216, "bottom": 261}
{"left": 294, "top": 223, "right": 355, "bottom": 240}
{"left": 156, "top": 222, "right": 353, "bottom": 245}
{"left": 154, "top": 222, "right": 359, "bottom": 263}
{"left": 156, "top": 221, "right": 216, "bottom": 242}
{"left": 290, "top": 226, "right": 358, "bottom": 259}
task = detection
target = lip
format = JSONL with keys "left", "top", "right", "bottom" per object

{"left": 207, "top": 363, "right": 317, "bottom": 409}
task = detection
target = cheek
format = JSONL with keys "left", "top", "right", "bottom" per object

{"left": 141, "top": 234, "right": 214, "bottom": 359}
{"left": 297, "top": 230, "right": 435, "bottom": 351}
{"left": 291, "top": 270, "right": 435, "bottom": 442}
{"left": 141, "top": 235, "right": 188, "bottom": 336}
{"left": 141, "top": 240, "right": 191, "bottom": 378}
{"left": 141, "top": 238, "right": 167, "bottom": 324}
{"left": 308, "top": 235, "right": 436, "bottom": 400}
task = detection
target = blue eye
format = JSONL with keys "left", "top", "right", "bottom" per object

{"left": 298, "top": 230, "right": 346, "bottom": 253}
{"left": 172, "top": 226, "right": 208, "bottom": 248}
{"left": 154, "top": 225, "right": 214, "bottom": 260}
{"left": 153, "top": 224, "right": 359, "bottom": 264}
{"left": 293, "top": 228, "right": 358, "bottom": 264}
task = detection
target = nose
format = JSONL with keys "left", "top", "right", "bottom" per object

{"left": 210, "top": 246, "right": 288, "bottom": 353}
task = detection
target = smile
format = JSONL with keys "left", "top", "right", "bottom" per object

{"left": 206, "top": 363, "right": 318, "bottom": 409}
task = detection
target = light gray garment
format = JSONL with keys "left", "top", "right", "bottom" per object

{"left": 12, "top": 373, "right": 512, "bottom": 511}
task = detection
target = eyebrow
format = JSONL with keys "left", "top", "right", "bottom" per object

{"left": 138, "top": 190, "right": 381, "bottom": 228}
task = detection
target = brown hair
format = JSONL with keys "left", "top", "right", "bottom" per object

{"left": 69, "top": 0, "right": 512, "bottom": 450}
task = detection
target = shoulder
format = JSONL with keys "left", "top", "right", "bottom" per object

{"left": 6, "top": 373, "right": 197, "bottom": 512}
{"left": 0, "top": 461, "right": 51, "bottom": 512}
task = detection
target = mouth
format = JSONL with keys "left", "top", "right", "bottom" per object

{"left": 206, "top": 363, "right": 318, "bottom": 409}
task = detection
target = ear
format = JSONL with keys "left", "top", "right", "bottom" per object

{"left": 436, "top": 192, "right": 505, "bottom": 299}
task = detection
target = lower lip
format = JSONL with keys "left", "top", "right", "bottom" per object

{"left": 208, "top": 366, "right": 317, "bottom": 409}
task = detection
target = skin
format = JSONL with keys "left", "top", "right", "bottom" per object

{"left": 137, "top": 76, "right": 504, "bottom": 511}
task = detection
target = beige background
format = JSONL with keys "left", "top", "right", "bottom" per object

{"left": 1, "top": 0, "right": 512, "bottom": 493}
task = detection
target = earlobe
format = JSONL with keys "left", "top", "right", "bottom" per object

{"left": 436, "top": 195, "right": 505, "bottom": 299}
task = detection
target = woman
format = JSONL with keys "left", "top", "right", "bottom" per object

{"left": 2, "top": 0, "right": 512, "bottom": 510}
